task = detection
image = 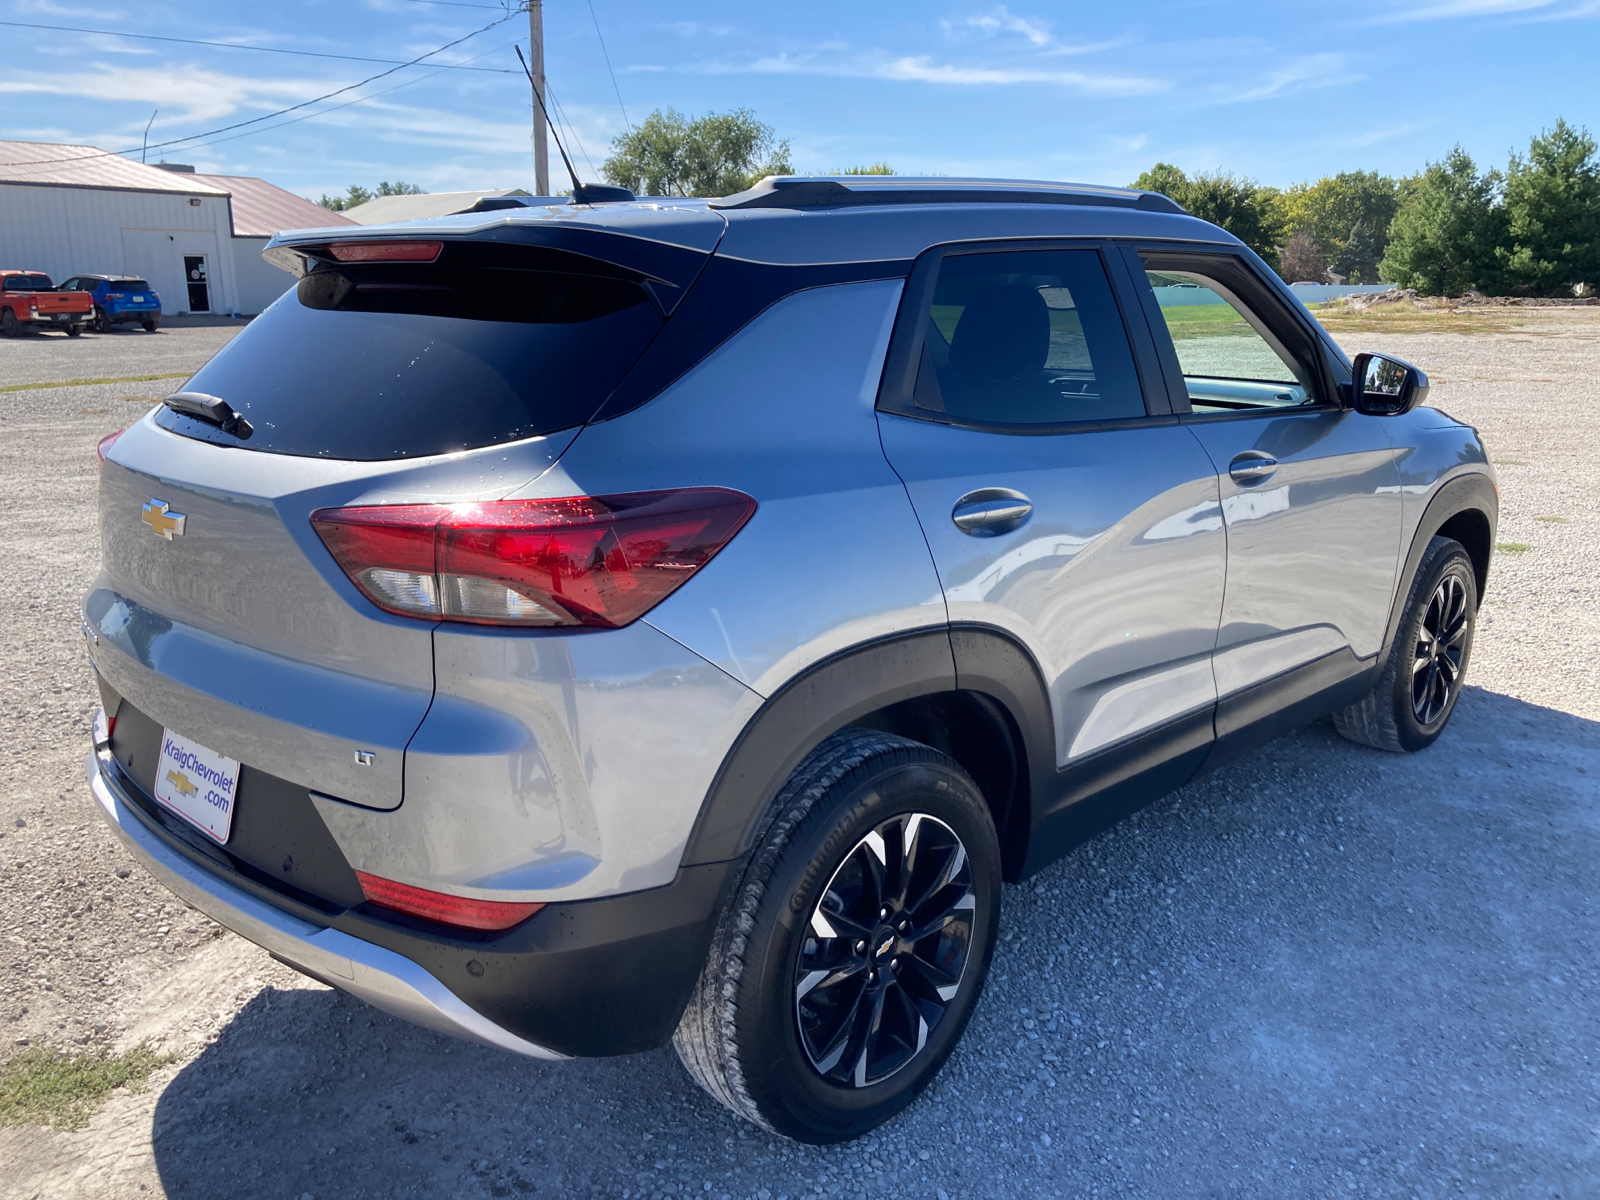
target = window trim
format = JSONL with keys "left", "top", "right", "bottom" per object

{"left": 874, "top": 237, "right": 1174, "bottom": 436}
{"left": 1125, "top": 243, "right": 1344, "bottom": 420}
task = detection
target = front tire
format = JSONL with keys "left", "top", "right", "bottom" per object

{"left": 1334, "top": 536, "right": 1477, "bottom": 752}
{"left": 674, "top": 729, "right": 1001, "bottom": 1143}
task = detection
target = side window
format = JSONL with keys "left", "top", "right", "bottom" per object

{"left": 908, "top": 248, "right": 1146, "bottom": 427}
{"left": 1141, "top": 261, "right": 1319, "bottom": 411}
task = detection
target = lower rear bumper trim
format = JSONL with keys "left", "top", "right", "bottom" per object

{"left": 86, "top": 747, "right": 569, "bottom": 1062}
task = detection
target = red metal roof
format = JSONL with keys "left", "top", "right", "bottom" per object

{"left": 0, "top": 140, "right": 229, "bottom": 194}
{"left": 191, "top": 173, "right": 356, "bottom": 237}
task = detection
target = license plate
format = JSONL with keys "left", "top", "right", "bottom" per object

{"left": 152, "top": 729, "right": 240, "bottom": 844}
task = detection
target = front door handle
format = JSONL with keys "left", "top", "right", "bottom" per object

{"left": 1228, "top": 452, "right": 1279, "bottom": 485}
{"left": 952, "top": 488, "right": 1033, "bottom": 537}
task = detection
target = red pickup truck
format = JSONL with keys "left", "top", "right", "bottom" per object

{"left": 1, "top": 270, "right": 93, "bottom": 337}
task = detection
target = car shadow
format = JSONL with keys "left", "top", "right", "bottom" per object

{"left": 150, "top": 685, "right": 1600, "bottom": 1199}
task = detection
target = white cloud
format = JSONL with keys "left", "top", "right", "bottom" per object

{"left": 681, "top": 49, "right": 1166, "bottom": 96}
{"left": 1208, "top": 53, "right": 1362, "bottom": 104}
{"left": 951, "top": 6, "right": 1124, "bottom": 55}
{"left": 1360, "top": 0, "right": 1590, "bottom": 22}
{"left": 658, "top": 21, "right": 734, "bottom": 37}
{"left": 0, "top": 64, "right": 336, "bottom": 124}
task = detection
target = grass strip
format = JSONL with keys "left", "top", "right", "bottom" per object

{"left": 0, "top": 372, "right": 189, "bottom": 395}
{"left": 0, "top": 1042, "right": 173, "bottom": 1131}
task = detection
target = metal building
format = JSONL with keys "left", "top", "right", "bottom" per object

{"left": 0, "top": 140, "right": 353, "bottom": 316}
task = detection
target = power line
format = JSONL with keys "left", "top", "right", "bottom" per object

{"left": 585, "top": 0, "right": 630, "bottom": 132}
{"left": 186, "top": 39, "right": 521, "bottom": 153}
{"left": 0, "top": 19, "right": 515, "bottom": 73}
{"left": 545, "top": 79, "right": 598, "bottom": 181}
{"left": 0, "top": 11, "right": 517, "bottom": 172}
{"left": 397, "top": 0, "right": 509, "bottom": 8}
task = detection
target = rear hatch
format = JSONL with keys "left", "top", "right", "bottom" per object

{"left": 89, "top": 204, "right": 724, "bottom": 815}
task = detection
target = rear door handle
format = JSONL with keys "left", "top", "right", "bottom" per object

{"left": 952, "top": 488, "right": 1033, "bottom": 537}
{"left": 1228, "top": 452, "right": 1279, "bottom": 485}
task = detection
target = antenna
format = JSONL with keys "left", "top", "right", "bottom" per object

{"left": 142, "top": 109, "right": 157, "bottom": 163}
{"left": 513, "top": 45, "right": 634, "bottom": 205}
{"left": 515, "top": 44, "right": 580, "bottom": 196}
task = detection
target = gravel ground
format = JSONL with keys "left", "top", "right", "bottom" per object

{"left": 2, "top": 315, "right": 1597, "bottom": 1199}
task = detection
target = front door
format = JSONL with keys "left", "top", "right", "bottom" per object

{"left": 184, "top": 255, "right": 210, "bottom": 312}
{"left": 876, "top": 243, "right": 1227, "bottom": 844}
{"left": 1131, "top": 249, "right": 1404, "bottom": 745}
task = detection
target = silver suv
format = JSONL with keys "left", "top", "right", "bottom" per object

{"left": 84, "top": 175, "right": 1497, "bottom": 1142}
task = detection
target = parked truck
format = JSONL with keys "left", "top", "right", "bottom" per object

{"left": 1, "top": 270, "right": 93, "bottom": 336}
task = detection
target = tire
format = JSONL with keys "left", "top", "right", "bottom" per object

{"left": 67, "top": 324, "right": 83, "bottom": 337}
{"left": 1334, "top": 535, "right": 1477, "bottom": 753}
{"left": 142, "top": 319, "right": 159, "bottom": 332}
{"left": 93, "top": 306, "right": 108, "bottom": 333}
{"left": 674, "top": 728, "right": 1001, "bottom": 1143}
{"left": 0, "top": 308, "right": 17, "bottom": 337}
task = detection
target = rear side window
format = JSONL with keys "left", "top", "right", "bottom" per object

{"left": 155, "top": 246, "right": 663, "bottom": 460}
{"left": 902, "top": 249, "right": 1145, "bottom": 427}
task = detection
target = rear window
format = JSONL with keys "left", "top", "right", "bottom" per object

{"left": 4, "top": 274, "right": 53, "bottom": 291}
{"left": 113, "top": 279, "right": 151, "bottom": 291}
{"left": 154, "top": 245, "right": 663, "bottom": 460}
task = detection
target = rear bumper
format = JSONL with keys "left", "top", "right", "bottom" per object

{"left": 86, "top": 745, "right": 569, "bottom": 1061}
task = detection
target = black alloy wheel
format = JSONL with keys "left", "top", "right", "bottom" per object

{"left": 1334, "top": 535, "right": 1478, "bottom": 753}
{"left": 1412, "top": 572, "right": 1470, "bottom": 725}
{"left": 92, "top": 306, "right": 108, "bottom": 333}
{"left": 796, "top": 812, "right": 975, "bottom": 1088}
{"left": 674, "top": 728, "right": 1000, "bottom": 1143}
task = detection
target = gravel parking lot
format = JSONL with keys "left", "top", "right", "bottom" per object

{"left": 3, "top": 312, "right": 1597, "bottom": 1199}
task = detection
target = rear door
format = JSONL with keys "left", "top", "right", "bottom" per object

{"left": 1127, "top": 247, "right": 1403, "bottom": 744}
{"left": 876, "top": 242, "right": 1227, "bottom": 823}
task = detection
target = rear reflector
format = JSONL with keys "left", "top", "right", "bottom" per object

{"left": 311, "top": 488, "right": 757, "bottom": 628}
{"left": 355, "top": 871, "right": 545, "bottom": 932}
{"left": 326, "top": 240, "right": 442, "bottom": 264}
{"left": 96, "top": 428, "right": 125, "bottom": 470}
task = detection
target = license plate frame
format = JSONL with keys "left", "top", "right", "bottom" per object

{"left": 152, "top": 728, "right": 240, "bottom": 845}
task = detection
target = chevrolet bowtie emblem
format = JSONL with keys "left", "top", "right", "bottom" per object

{"left": 141, "top": 499, "right": 187, "bottom": 540}
{"left": 165, "top": 769, "right": 199, "bottom": 798}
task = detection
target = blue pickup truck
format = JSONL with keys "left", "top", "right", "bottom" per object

{"left": 59, "top": 274, "right": 162, "bottom": 332}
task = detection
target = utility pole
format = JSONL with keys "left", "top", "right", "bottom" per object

{"left": 526, "top": 1, "right": 549, "bottom": 195}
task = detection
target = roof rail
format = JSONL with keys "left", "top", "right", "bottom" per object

{"left": 709, "top": 175, "right": 1186, "bottom": 215}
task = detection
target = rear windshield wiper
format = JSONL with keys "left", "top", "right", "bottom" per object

{"left": 163, "top": 391, "right": 253, "bottom": 440}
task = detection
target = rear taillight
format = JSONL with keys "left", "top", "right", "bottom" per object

{"left": 326, "top": 240, "right": 442, "bottom": 264}
{"left": 311, "top": 489, "right": 756, "bottom": 628}
{"left": 96, "top": 428, "right": 125, "bottom": 470}
{"left": 355, "top": 871, "right": 544, "bottom": 931}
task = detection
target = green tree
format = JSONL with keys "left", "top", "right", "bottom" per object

{"left": 1132, "top": 164, "right": 1284, "bottom": 268}
{"left": 1277, "top": 171, "right": 1400, "bottom": 278}
{"left": 317, "top": 180, "right": 424, "bottom": 211}
{"left": 1333, "top": 221, "right": 1382, "bottom": 283}
{"left": 835, "top": 162, "right": 895, "bottom": 175}
{"left": 1496, "top": 118, "right": 1600, "bottom": 296}
{"left": 602, "top": 108, "right": 793, "bottom": 198}
{"left": 1379, "top": 147, "right": 1503, "bottom": 295}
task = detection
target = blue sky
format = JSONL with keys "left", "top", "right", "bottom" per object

{"left": 1, "top": 0, "right": 1595, "bottom": 201}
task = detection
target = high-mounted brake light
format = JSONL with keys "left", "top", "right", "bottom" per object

{"left": 311, "top": 489, "right": 757, "bottom": 629}
{"left": 96, "top": 428, "right": 125, "bottom": 470}
{"left": 325, "top": 240, "right": 443, "bottom": 264}
{"left": 355, "top": 871, "right": 544, "bottom": 932}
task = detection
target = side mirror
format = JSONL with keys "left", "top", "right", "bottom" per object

{"left": 1351, "top": 352, "right": 1429, "bottom": 416}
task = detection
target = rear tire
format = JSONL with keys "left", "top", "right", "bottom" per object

{"left": 0, "top": 308, "right": 18, "bottom": 337}
{"left": 142, "top": 319, "right": 159, "bottom": 332}
{"left": 674, "top": 728, "right": 1001, "bottom": 1143}
{"left": 1334, "top": 536, "right": 1477, "bottom": 752}
{"left": 67, "top": 324, "right": 83, "bottom": 337}
{"left": 92, "top": 306, "right": 109, "bottom": 333}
